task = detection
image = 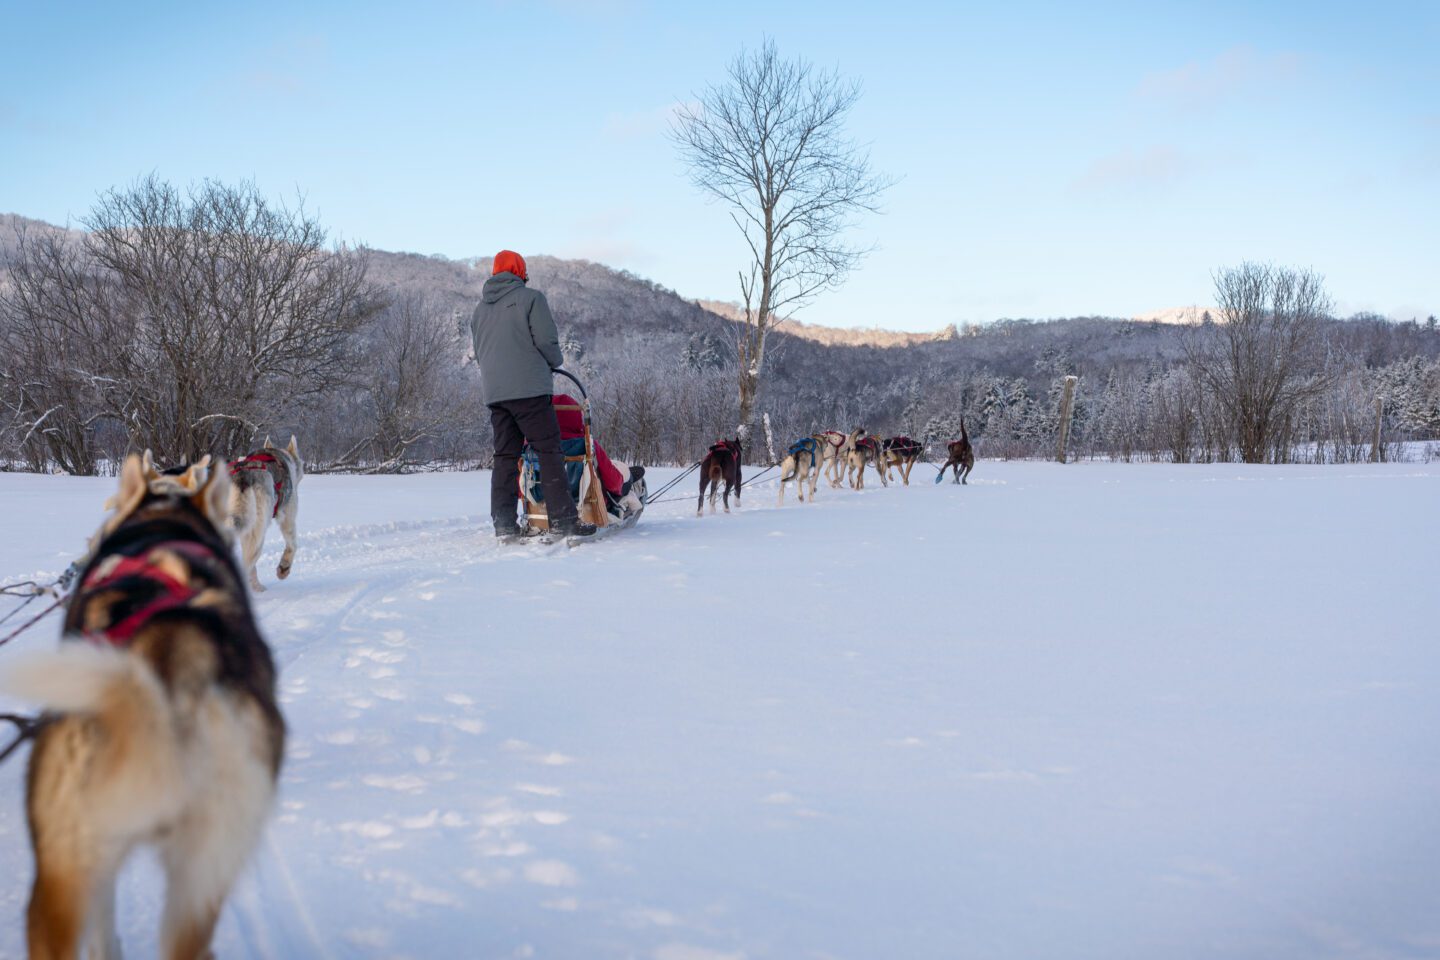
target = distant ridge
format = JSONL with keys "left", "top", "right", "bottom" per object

{"left": 1131, "top": 306, "right": 1219, "bottom": 325}
{"left": 697, "top": 299, "right": 957, "bottom": 347}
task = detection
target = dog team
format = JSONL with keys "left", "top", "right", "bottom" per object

{"left": 770, "top": 422, "right": 976, "bottom": 508}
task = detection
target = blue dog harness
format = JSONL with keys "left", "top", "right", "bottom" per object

{"left": 788, "top": 437, "right": 818, "bottom": 468}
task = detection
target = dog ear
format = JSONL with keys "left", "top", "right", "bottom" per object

{"left": 177, "top": 454, "right": 214, "bottom": 493}
{"left": 140, "top": 449, "right": 161, "bottom": 481}
{"left": 287, "top": 434, "right": 299, "bottom": 457}
{"left": 191, "top": 459, "right": 233, "bottom": 537}
{"left": 100, "top": 454, "right": 150, "bottom": 534}
{"left": 263, "top": 434, "right": 273, "bottom": 450}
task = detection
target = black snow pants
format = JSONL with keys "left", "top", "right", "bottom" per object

{"left": 489, "top": 395, "right": 580, "bottom": 532}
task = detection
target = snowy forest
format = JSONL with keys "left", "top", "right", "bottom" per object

{"left": 2, "top": 184, "right": 1438, "bottom": 476}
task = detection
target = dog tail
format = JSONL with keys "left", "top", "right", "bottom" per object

{"left": 227, "top": 480, "right": 250, "bottom": 533}
{"left": 2, "top": 645, "right": 188, "bottom": 821}
{"left": 960, "top": 417, "right": 969, "bottom": 443}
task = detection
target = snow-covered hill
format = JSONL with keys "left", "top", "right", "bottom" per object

{"left": 0, "top": 462, "right": 1436, "bottom": 959}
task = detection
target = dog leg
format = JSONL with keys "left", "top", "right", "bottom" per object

{"left": 240, "top": 499, "right": 268, "bottom": 593}
{"left": 159, "top": 720, "right": 275, "bottom": 960}
{"left": 27, "top": 864, "right": 88, "bottom": 960}
{"left": 28, "top": 835, "right": 127, "bottom": 960}
{"left": 276, "top": 496, "right": 298, "bottom": 581}
{"left": 83, "top": 866, "right": 125, "bottom": 960}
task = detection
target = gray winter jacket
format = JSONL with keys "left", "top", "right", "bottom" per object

{"left": 470, "top": 272, "right": 564, "bottom": 405}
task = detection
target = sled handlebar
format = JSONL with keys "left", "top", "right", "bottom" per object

{"left": 553, "top": 368, "right": 587, "bottom": 400}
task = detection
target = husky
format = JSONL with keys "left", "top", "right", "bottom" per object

{"left": 881, "top": 436, "right": 924, "bottom": 485}
{"left": 4, "top": 453, "right": 285, "bottom": 959}
{"left": 813, "top": 430, "right": 858, "bottom": 488}
{"left": 846, "top": 433, "right": 889, "bottom": 489}
{"left": 778, "top": 437, "right": 821, "bottom": 506}
{"left": 228, "top": 435, "right": 303, "bottom": 593}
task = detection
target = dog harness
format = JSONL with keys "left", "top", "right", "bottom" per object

{"left": 818, "top": 431, "right": 847, "bottom": 448}
{"left": 709, "top": 439, "right": 740, "bottom": 458}
{"left": 80, "top": 540, "right": 215, "bottom": 646}
{"left": 788, "top": 437, "right": 818, "bottom": 468}
{"left": 886, "top": 436, "right": 923, "bottom": 457}
{"left": 228, "top": 452, "right": 288, "bottom": 518}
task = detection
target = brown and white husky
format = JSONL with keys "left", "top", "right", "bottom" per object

{"left": 3, "top": 454, "right": 285, "bottom": 959}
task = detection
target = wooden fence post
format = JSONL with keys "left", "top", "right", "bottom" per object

{"left": 1056, "top": 376, "right": 1078, "bottom": 464}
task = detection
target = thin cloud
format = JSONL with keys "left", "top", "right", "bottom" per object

{"left": 1072, "top": 145, "right": 1194, "bottom": 192}
{"left": 1137, "top": 46, "right": 1301, "bottom": 111}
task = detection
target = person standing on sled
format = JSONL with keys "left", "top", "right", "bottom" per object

{"left": 471, "top": 250, "right": 595, "bottom": 540}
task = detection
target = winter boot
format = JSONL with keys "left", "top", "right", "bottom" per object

{"left": 558, "top": 519, "right": 597, "bottom": 539}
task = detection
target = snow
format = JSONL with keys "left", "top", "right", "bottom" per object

{"left": 0, "top": 461, "right": 1437, "bottom": 959}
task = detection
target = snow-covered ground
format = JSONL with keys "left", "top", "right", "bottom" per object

{"left": 0, "top": 461, "right": 1437, "bottom": 959}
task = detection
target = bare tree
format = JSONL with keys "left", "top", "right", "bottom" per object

{"left": 672, "top": 39, "right": 890, "bottom": 441}
{"left": 83, "top": 176, "right": 381, "bottom": 460}
{"left": 0, "top": 222, "right": 136, "bottom": 473}
{"left": 1185, "top": 263, "right": 1334, "bottom": 463}
{"left": 334, "top": 292, "right": 470, "bottom": 472}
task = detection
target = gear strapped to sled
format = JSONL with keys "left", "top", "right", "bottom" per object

{"left": 228, "top": 452, "right": 291, "bottom": 518}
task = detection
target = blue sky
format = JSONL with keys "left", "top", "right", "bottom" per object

{"left": 3, "top": 0, "right": 1436, "bottom": 328}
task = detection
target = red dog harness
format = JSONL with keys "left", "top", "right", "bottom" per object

{"left": 229, "top": 453, "right": 285, "bottom": 518}
{"left": 81, "top": 540, "right": 215, "bottom": 646}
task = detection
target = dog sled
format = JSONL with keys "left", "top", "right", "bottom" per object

{"left": 517, "top": 370, "right": 646, "bottom": 546}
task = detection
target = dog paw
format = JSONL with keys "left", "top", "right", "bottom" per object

{"left": 277, "top": 563, "right": 292, "bottom": 580}
{"left": 250, "top": 579, "right": 267, "bottom": 594}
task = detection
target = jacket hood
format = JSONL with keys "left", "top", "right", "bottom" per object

{"left": 482, "top": 272, "right": 526, "bottom": 304}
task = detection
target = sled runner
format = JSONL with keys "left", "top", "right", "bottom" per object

{"left": 518, "top": 370, "right": 646, "bottom": 545}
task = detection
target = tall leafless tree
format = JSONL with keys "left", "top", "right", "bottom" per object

{"left": 672, "top": 39, "right": 890, "bottom": 442}
{"left": 1184, "top": 263, "right": 1334, "bottom": 463}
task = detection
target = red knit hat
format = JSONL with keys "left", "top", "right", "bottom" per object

{"left": 492, "top": 250, "right": 528, "bottom": 281}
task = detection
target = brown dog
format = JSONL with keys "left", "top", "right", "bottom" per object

{"left": 697, "top": 438, "right": 743, "bottom": 514}
{"left": 939, "top": 419, "right": 976, "bottom": 484}
{"left": 5, "top": 454, "right": 285, "bottom": 959}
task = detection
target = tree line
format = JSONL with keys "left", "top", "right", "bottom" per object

{"left": 2, "top": 179, "right": 1437, "bottom": 475}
